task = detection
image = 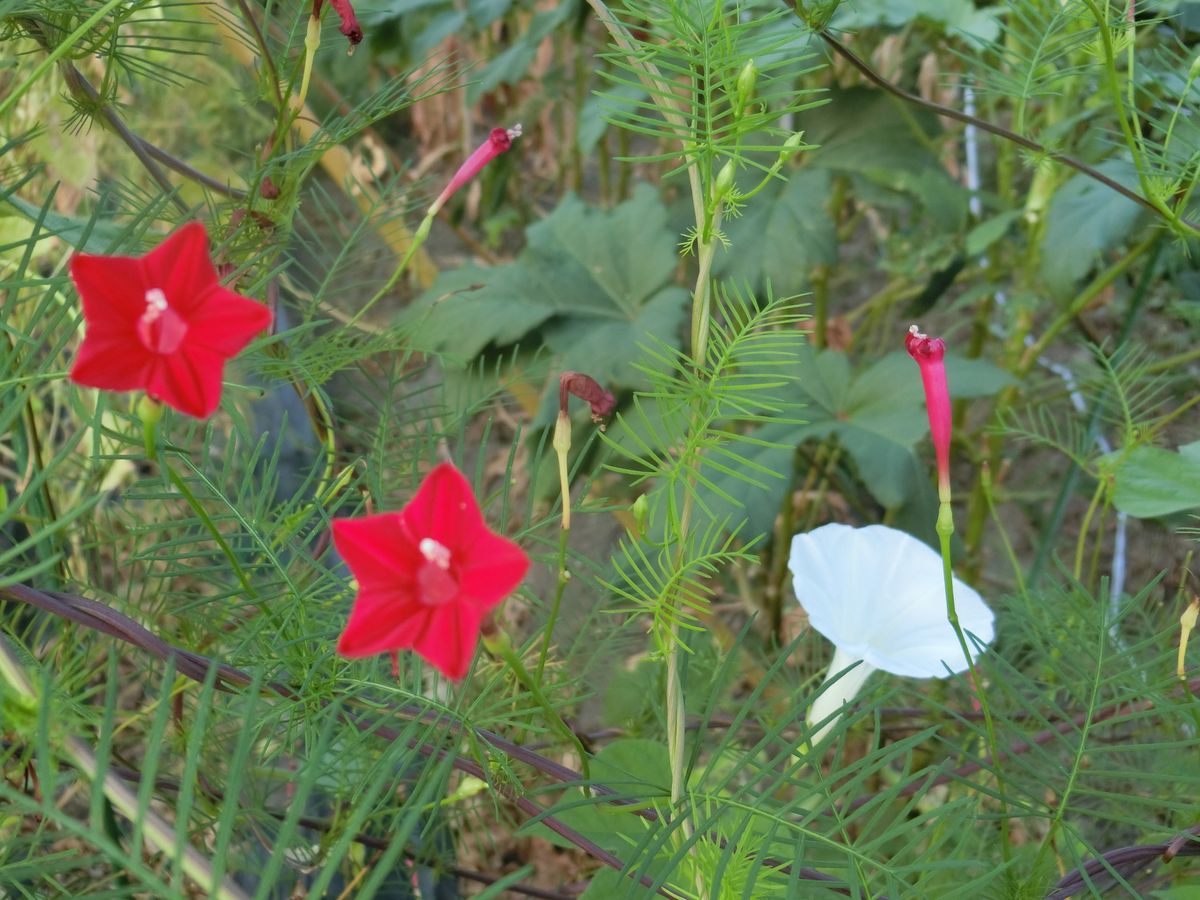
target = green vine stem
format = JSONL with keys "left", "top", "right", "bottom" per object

{"left": 813, "top": 29, "right": 1200, "bottom": 236}
{"left": 539, "top": 527, "right": 571, "bottom": 680}
{"left": 934, "top": 499, "right": 1010, "bottom": 862}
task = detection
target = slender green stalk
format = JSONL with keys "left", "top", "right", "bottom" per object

{"left": 935, "top": 500, "right": 1009, "bottom": 861}
{"left": 344, "top": 214, "right": 434, "bottom": 330}
{"left": 1019, "top": 233, "right": 1159, "bottom": 376}
{"left": 538, "top": 527, "right": 571, "bottom": 680}
{"left": 484, "top": 631, "right": 590, "bottom": 779}
{"left": 689, "top": 210, "right": 723, "bottom": 363}
{"left": 1073, "top": 479, "right": 1107, "bottom": 584}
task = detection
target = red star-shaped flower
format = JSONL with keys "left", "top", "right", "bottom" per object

{"left": 333, "top": 463, "right": 530, "bottom": 681}
{"left": 69, "top": 222, "right": 273, "bottom": 419}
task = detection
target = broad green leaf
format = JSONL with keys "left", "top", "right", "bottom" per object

{"left": 834, "top": 0, "right": 1002, "bottom": 42}
{"left": 405, "top": 185, "right": 687, "bottom": 387}
{"left": 717, "top": 168, "right": 837, "bottom": 296}
{"left": 945, "top": 353, "right": 1020, "bottom": 396}
{"left": 802, "top": 88, "right": 969, "bottom": 231}
{"left": 966, "top": 209, "right": 1022, "bottom": 257}
{"left": 1111, "top": 442, "right": 1200, "bottom": 517}
{"left": 1039, "top": 159, "right": 1145, "bottom": 299}
{"left": 517, "top": 739, "right": 670, "bottom": 853}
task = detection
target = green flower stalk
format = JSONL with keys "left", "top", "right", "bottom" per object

{"left": 348, "top": 125, "right": 522, "bottom": 328}
{"left": 905, "top": 323, "right": 1008, "bottom": 857}
{"left": 542, "top": 372, "right": 615, "bottom": 678}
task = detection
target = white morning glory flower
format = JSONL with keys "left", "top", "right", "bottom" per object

{"left": 788, "top": 523, "right": 996, "bottom": 743}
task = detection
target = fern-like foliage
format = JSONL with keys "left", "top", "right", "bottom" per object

{"left": 595, "top": 0, "right": 823, "bottom": 177}
{"left": 604, "top": 286, "right": 805, "bottom": 653}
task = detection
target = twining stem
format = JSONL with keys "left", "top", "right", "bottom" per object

{"left": 583, "top": 0, "right": 704, "bottom": 226}
{"left": 814, "top": 30, "right": 1200, "bottom": 235}
{"left": 0, "top": 0, "right": 130, "bottom": 118}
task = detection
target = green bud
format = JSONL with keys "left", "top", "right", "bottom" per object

{"left": 632, "top": 494, "right": 648, "bottom": 533}
{"left": 734, "top": 59, "right": 758, "bottom": 117}
{"left": 798, "top": 0, "right": 842, "bottom": 30}
{"left": 714, "top": 160, "right": 737, "bottom": 200}
{"left": 137, "top": 394, "right": 163, "bottom": 426}
{"left": 783, "top": 131, "right": 806, "bottom": 152}
{"left": 1190, "top": 55, "right": 1200, "bottom": 82}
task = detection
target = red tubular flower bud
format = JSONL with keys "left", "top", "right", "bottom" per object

{"left": 905, "top": 324, "right": 951, "bottom": 500}
{"left": 428, "top": 125, "right": 522, "bottom": 217}
{"left": 559, "top": 371, "right": 616, "bottom": 423}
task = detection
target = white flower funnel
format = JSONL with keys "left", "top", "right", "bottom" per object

{"left": 789, "top": 524, "right": 995, "bottom": 743}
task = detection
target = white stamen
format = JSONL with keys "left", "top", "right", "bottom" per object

{"left": 908, "top": 323, "right": 925, "bottom": 339}
{"left": 144, "top": 288, "right": 169, "bottom": 319}
{"left": 419, "top": 537, "right": 451, "bottom": 570}
{"left": 506, "top": 123, "right": 523, "bottom": 141}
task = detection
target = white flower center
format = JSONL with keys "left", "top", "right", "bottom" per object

{"left": 144, "top": 288, "right": 169, "bottom": 318}
{"left": 136, "top": 287, "right": 188, "bottom": 354}
{"left": 419, "top": 537, "right": 452, "bottom": 570}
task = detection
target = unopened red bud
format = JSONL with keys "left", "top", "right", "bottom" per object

{"left": 905, "top": 324, "right": 951, "bottom": 500}
{"left": 428, "top": 125, "right": 522, "bottom": 217}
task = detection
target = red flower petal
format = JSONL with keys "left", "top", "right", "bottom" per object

{"left": 332, "top": 515, "right": 421, "bottom": 591}
{"left": 400, "top": 463, "right": 486, "bottom": 553}
{"left": 186, "top": 287, "right": 274, "bottom": 356}
{"left": 70, "top": 337, "right": 155, "bottom": 392}
{"left": 412, "top": 602, "right": 486, "bottom": 681}
{"left": 143, "top": 345, "right": 226, "bottom": 419}
{"left": 337, "top": 588, "right": 431, "bottom": 657}
{"left": 458, "top": 530, "right": 530, "bottom": 609}
{"left": 142, "top": 222, "right": 220, "bottom": 317}
{"left": 70, "top": 253, "right": 149, "bottom": 322}
{"left": 68, "top": 222, "right": 272, "bottom": 418}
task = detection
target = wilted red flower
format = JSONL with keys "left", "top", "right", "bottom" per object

{"left": 559, "top": 371, "right": 616, "bottom": 423}
{"left": 69, "top": 222, "right": 272, "bottom": 419}
{"left": 905, "top": 324, "right": 951, "bottom": 499}
{"left": 428, "top": 125, "right": 523, "bottom": 217}
{"left": 328, "top": 0, "right": 362, "bottom": 45}
{"left": 312, "top": 0, "right": 362, "bottom": 46}
{"left": 333, "top": 463, "right": 530, "bottom": 681}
